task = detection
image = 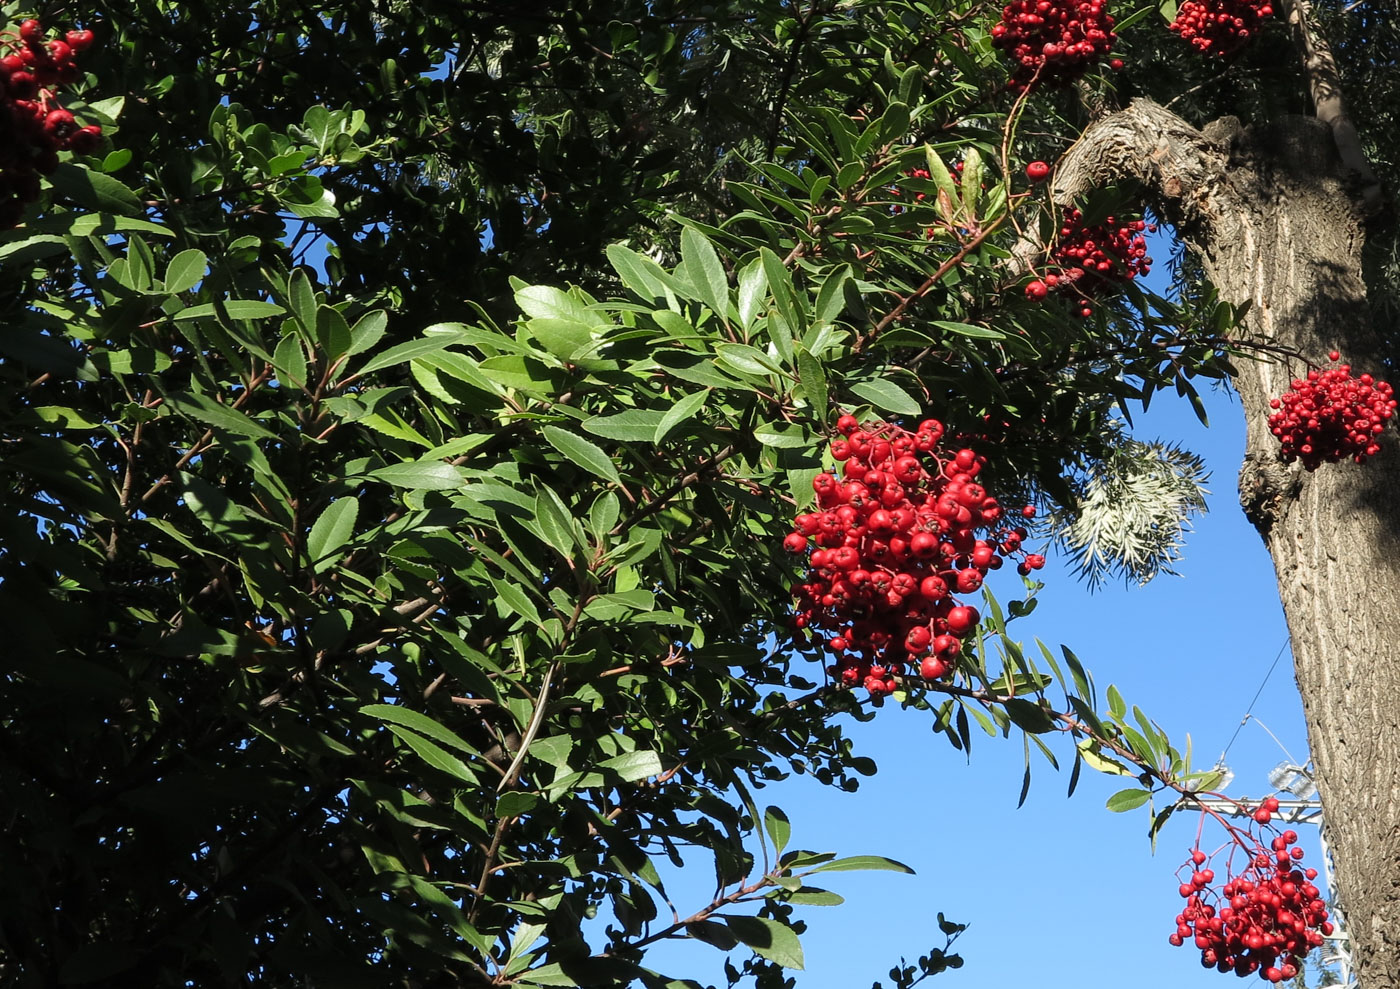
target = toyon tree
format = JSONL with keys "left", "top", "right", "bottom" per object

{"left": 0, "top": 0, "right": 1397, "bottom": 986}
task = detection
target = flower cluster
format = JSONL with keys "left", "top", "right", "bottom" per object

{"left": 0, "top": 18, "right": 101, "bottom": 229}
{"left": 1169, "top": 0, "right": 1273, "bottom": 55}
{"left": 1267, "top": 352, "right": 1396, "bottom": 469}
{"left": 990, "top": 0, "right": 1121, "bottom": 93}
{"left": 786, "top": 416, "right": 1044, "bottom": 697}
{"left": 1171, "top": 800, "right": 1332, "bottom": 983}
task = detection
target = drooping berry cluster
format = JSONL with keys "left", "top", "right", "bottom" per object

{"left": 1169, "top": 0, "right": 1273, "bottom": 55}
{"left": 786, "top": 416, "right": 1044, "bottom": 697}
{"left": 1025, "top": 209, "right": 1155, "bottom": 318}
{"left": 1171, "top": 800, "right": 1332, "bottom": 983}
{"left": 990, "top": 0, "right": 1121, "bottom": 93}
{"left": 1267, "top": 351, "right": 1396, "bottom": 469}
{"left": 0, "top": 18, "right": 101, "bottom": 229}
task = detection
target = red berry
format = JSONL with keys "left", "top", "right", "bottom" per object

{"left": 1025, "top": 279, "right": 1048, "bottom": 300}
{"left": 1025, "top": 160, "right": 1050, "bottom": 182}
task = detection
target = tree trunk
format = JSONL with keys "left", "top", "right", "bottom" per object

{"left": 1059, "top": 99, "right": 1400, "bottom": 989}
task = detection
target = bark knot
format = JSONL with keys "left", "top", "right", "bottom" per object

{"left": 1238, "top": 453, "right": 1300, "bottom": 537}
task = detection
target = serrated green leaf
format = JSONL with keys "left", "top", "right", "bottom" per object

{"left": 305, "top": 497, "right": 358, "bottom": 571}
{"left": 363, "top": 704, "right": 485, "bottom": 760}
{"left": 542, "top": 426, "right": 620, "bottom": 484}
{"left": 172, "top": 300, "right": 286, "bottom": 321}
{"left": 598, "top": 749, "right": 662, "bottom": 782}
{"left": 753, "top": 421, "right": 809, "bottom": 448}
{"left": 722, "top": 915, "right": 804, "bottom": 969}
{"left": 764, "top": 806, "right": 791, "bottom": 856}
{"left": 367, "top": 461, "right": 466, "bottom": 490}
{"left": 163, "top": 249, "right": 207, "bottom": 293}
{"left": 582, "top": 409, "right": 666, "bottom": 443}
{"left": 654, "top": 388, "right": 708, "bottom": 444}
{"left": 848, "top": 378, "right": 921, "bottom": 415}
{"left": 489, "top": 575, "right": 544, "bottom": 627}
{"left": 932, "top": 319, "right": 1005, "bottom": 340}
{"left": 681, "top": 226, "right": 730, "bottom": 322}
{"left": 736, "top": 258, "right": 766, "bottom": 330}
{"left": 164, "top": 392, "right": 278, "bottom": 441}
{"left": 385, "top": 725, "right": 481, "bottom": 785}
{"left": 356, "top": 325, "right": 468, "bottom": 375}
{"left": 796, "top": 348, "right": 828, "bottom": 423}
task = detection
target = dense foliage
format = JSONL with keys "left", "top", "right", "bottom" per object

{"left": 0, "top": 0, "right": 1386, "bottom": 986}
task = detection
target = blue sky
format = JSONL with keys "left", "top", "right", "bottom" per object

{"left": 639, "top": 237, "right": 1332, "bottom": 987}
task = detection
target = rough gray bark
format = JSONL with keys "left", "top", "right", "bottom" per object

{"left": 1058, "top": 98, "right": 1400, "bottom": 989}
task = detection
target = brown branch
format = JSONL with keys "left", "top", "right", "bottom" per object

{"left": 1280, "top": 0, "right": 1383, "bottom": 214}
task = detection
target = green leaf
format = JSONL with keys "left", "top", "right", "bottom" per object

{"left": 753, "top": 421, "right": 809, "bottom": 448}
{"left": 516, "top": 284, "right": 595, "bottom": 324}
{"left": 582, "top": 409, "right": 666, "bottom": 443}
{"left": 172, "top": 300, "right": 286, "bottom": 321}
{"left": 1106, "top": 788, "right": 1152, "bottom": 812}
{"left": 163, "top": 249, "right": 208, "bottom": 293}
{"left": 764, "top": 806, "right": 791, "bottom": 856}
{"left": 847, "top": 379, "right": 922, "bottom": 415}
{"left": 542, "top": 426, "right": 621, "bottom": 484}
{"left": 489, "top": 575, "right": 544, "bottom": 627}
{"left": 362, "top": 704, "right": 485, "bottom": 760}
{"left": 273, "top": 331, "right": 308, "bottom": 389}
{"left": 385, "top": 725, "right": 481, "bottom": 785}
{"left": 806, "top": 855, "right": 914, "bottom": 875}
{"left": 1076, "top": 739, "right": 1136, "bottom": 777}
{"left": 796, "top": 348, "right": 828, "bottom": 423}
{"left": 356, "top": 325, "right": 467, "bottom": 375}
{"left": 932, "top": 320, "right": 1005, "bottom": 340}
{"left": 715, "top": 342, "right": 783, "bottom": 378}
{"left": 49, "top": 163, "right": 144, "bottom": 216}
{"left": 606, "top": 243, "right": 681, "bottom": 303}
{"left": 1003, "top": 698, "right": 1057, "bottom": 734}
{"left": 722, "top": 915, "right": 804, "bottom": 969}
{"left": 367, "top": 461, "right": 466, "bottom": 490}
{"left": 347, "top": 310, "right": 389, "bottom": 356}
{"left": 317, "top": 306, "right": 353, "bottom": 359}
{"left": 305, "top": 497, "right": 359, "bottom": 572}
{"left": 960, "top": 146, "right": 983, "bottom": 220}
{"left": 164, "top": 392, "right": 279, "bottom": 441}
{"left": 681, "top": 225, "right": 730, "bottom": 321}
{"left": 654, "top": 388, "right": 708, "bottom": 444}
{"left": 760, "top": 248, "right": 802, "bottom": 335}
{"left": 515, "top": 963, "right": 580, "bottom": 987}
{"left": 814, "top": 267, "right": 851, "bottom": 327}
{"left": 597, "top": 749, "right": 663, "bottom": 782}
{"left": 736, "top": 258, "right": 767, "bottom": 330}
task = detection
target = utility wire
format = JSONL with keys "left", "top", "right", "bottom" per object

{"left": 1219, "top": 636, "right": 1292, "bottom": 762}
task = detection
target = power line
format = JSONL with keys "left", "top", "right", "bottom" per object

{"left": 1219, "top": 636, "right": 1291, "bottom": 761}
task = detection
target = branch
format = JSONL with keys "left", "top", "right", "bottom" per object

{"left": 1280, "top": 0, "right": 1383, "bottom": 214}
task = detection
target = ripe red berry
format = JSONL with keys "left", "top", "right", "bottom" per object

{"left": 788, "top": 417, "right": 1039, "bottom": 697}
{"left": 1025, "top": 160, "right": 1050, "bottom": 182}
{"left": 18, "top": 19, "right": 43, "bottom": 44}
{"left": 1025, "top": 279, "right": 1048, "bottom": 300}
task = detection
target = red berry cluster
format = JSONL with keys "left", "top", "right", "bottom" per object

{"left": 1169, "top": 0, "right": 1273, "bottom": 55}
{"left": 1171, "top": 801, "right": 1332, "bottom": 982}
{"left": 1025, "top": 209, "right": 1155, "bottom": 318}
{"left": 990, "top": 0, "right": 1121, "bottom": 93}
{"left": 1267, "top": 351, "right": 1396, "bottom": 469}
{"left": 786, "top": 415, "right": 1044, "bottom": 697}
{"left": 0, "top": 19, "right": 101, "bottom": 229}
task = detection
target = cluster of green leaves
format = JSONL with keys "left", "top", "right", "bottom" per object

{"left": 0, "top": 0, "right": 1252, "bottom": 986}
